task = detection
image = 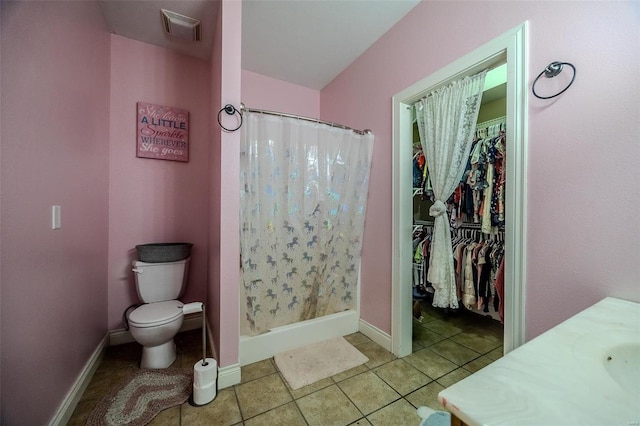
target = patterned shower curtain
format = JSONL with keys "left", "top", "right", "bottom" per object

{"left": 240, "top": 112, "right": 374, "bottom": 336}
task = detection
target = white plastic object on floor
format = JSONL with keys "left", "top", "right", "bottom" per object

{"left": 193, "top": 358, "right": 217, "bottom": 405}
{"left": 182, "top": 301, "right": 217, "bottom": 405}
{"left": 417, "top": 406, "right": 450, "bottom": 426}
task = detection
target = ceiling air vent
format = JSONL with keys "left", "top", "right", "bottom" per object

{"left": 161, "top": 9, "right": 201, "bottom": 42}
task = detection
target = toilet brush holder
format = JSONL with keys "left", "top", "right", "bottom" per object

{"left": 192, "top": 358, "right": 217, "bottom": 405}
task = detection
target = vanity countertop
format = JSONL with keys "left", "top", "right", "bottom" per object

{"left": 438, "top": 297, "right": 640, "bottom": 426}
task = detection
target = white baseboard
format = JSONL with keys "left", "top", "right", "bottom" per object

{"left": 359, "top": 318, "right": 392, "bottom": 352}
{"left": 217, "top": 363, "right": 241, "bottom": 389}
{"left": 49, "top": 334, "right": 109, "bottom": 426}
{"left": 109, "top": 313, "right": 203, "bottom": 346}
{"left": 239, "top": 310, "right": 359, "bottom": 366}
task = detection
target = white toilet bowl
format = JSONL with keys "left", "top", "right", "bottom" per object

{"left": 128, "top": 300, "right": 184, "bottom": 369}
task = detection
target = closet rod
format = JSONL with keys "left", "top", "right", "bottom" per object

{"left": 415, "top": 220, "right": 504, "bottom": 232}
{"left": 476, "top": 115, "right": 506, "bottom": 130}
{"left": 414, "top": 220, "right": 434, "bottom": 227}
{"left": 239, "top": 104, "right": 372, "bottom": 135}
{"left": 452, "top": 223, "right": 504, "bottom": 231}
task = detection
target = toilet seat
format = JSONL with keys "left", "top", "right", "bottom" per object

{"left": 129, "top": 300, "right": 183, "bottom": 328}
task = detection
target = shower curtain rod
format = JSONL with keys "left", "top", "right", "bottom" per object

{"left": 239, "top": 103, "right": 372, "bottom": 135}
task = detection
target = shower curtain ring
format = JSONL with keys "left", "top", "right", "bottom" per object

{"left": 217, "top": 104, "right": 243, "bottom": 132}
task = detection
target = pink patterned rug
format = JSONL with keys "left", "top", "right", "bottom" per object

{"left": 86, "top": 368, "right": 192, "bottom": 426}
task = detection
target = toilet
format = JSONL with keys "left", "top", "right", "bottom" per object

{"left": 128, "top": 257, "right": 190, "bottom": 369}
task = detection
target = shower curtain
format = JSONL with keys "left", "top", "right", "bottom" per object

{"left": 240, "top": 112, "right": 374, "bottom": 336}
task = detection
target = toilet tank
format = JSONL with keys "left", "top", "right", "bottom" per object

{"left": 132, "top": 258, "right": 190, "bottom": 303}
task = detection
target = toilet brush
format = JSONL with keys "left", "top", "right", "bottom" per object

{"left": 182, "top": 302, "right": 217, "bottom": 406}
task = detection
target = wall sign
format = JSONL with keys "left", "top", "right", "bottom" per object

{"left": 137, "top": 102, "right": 189, "bottom": 162}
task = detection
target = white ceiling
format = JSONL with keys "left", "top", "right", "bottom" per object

{"left": 99, "top": 0, "right": 218, "bottom": 61}
{"left": 242, "top": 0, "right": 421, "bottom": 90}
{"left": 100, "top": 0, "right": 421, "bottom": 90}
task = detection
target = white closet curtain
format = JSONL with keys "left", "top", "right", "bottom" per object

{"left": 415, "top": 70, "right": 487, "bottom": 308}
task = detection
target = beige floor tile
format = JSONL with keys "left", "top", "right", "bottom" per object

{"left": 147, "top": 405, "right": 180, "bottom": 426}
{"left": 405, "top": 382, "right": 446, "bottom": 411}
{"left": 242, "top": 359, "right": 277, "bottom": 383}
{"left": 99, "top": 342, "right": 141, "bottom": 370}
{"left": 235, "top": 372, "right": 292, "bottom": 419}
{"left": 373, "top": 359, "right": 431, "bottom": 396}
{"left": 442, "top": 313, "right": 478, "bottom": 330}
{"left": 175, "top": 328, "right": 203, "bottom": 347}
{"left": 465, "top": 317, "right": 503, "bottom": 341}
{"left": 285, "top": 376, "right": 334, "bottom": 399}
{"left": 69, "top": 302, "right": 508, "bottom": 426}
{"left": 344, "top": 332, "right": 371, "bottom": 346}
{"left": 337, "top": 371, "right": 400, "bottom": 416}
{"left": 167, "top": 356, "right": 181, "bottom": 369}
{"left": 413, "top": 325, "right": 447, "bottom": 348}
{"left": 67, "top": 397, "right": 100, "bottom": 426}
{"left": 422, "top": 319, "right": 463, "bottom": 338}
{"left": 436, "top": 367, "right": 471, "bottom": 388}
{"left": 450, "top": 330, "right": 502, "bottom": 354}
{"left": 366, "top": 398, "right": 421, "bottom": 426}
{"left": 355, "top": 341, "right": 396, "bottom": 369}
{"left": 463, "top": 355, "right": 495, "bottom": 373}
{"left": 80, "top": 366, "right": 138, "bottom": 401}
{"left": 296, "top": 385, "right": 362, "bottom": 426}
{"left": 429, "top": 340, "right": 480, "bottom": 366}
{"left": 404, "top": 349, "right": 457, "bottom": 380}
{"left": 182, "top": 352, "right": 207, "bottom": 369}
{"left": 244, "top": 401, "right": 306, "bottom": 426}
{"left": 485, "top": 326, "right": 504, "bottom": 343}
{"left": 181, "top": 388, "right": 242, "bottom": 425}
{"left": 417, "top": 311, "right": 439, "bottom": 323}
{"left": 417, "top": 304, "right": 447, "bottom": 322}
{"left": 331, "top": 363, "right": 369, "bottom": 383}
{"left": 486, "top": 346, "right": 504, "bottom": 360}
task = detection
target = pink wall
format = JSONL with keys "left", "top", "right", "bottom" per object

{"left": 0, "top": 1, "right": 110, "bottom": 423}
{"left": 108, "top": 35, "right": 211, "bottom": 329}
{"left": 209, "top": 0, "right": 241, "bottom": 368}
{"left": 242, "top": 69, "right": 320, "bottom": 117}
{"left": 321, "top": 1, "right": 640, "bottom": 339}
{"left": 1, "top": 4, "right": 637, "bottom": 422}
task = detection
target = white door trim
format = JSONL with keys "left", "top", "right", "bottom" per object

{"left": 391, "top": 22, "right": 529, "bottom": 358}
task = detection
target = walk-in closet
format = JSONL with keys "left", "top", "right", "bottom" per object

{"left": 411, "top": 64, "right": 507, "bottom": 363}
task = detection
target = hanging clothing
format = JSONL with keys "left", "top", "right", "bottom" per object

{"left": 445, "top": 128, "right": 506, "bottom": 232}
{"left": 413, "top": 226, "right": 504, "bottom": 321}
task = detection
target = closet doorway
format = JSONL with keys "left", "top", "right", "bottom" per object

{"left": 391, "top": 23, "right": 529, "bottom": 359}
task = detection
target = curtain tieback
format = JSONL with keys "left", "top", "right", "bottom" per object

{"left": 429, "top": 200, "right": 447, "bottom": 218}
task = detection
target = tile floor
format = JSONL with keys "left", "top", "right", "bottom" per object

{"left": 68, "top": 304, "right": 502, "bottom": 425}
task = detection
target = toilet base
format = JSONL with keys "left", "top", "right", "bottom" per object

{"left": 140, "top": 340, "right": 176, "bottom": 369}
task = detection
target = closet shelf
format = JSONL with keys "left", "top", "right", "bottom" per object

{"left": 414, "top": 220, "right": 504, "bottom": 232}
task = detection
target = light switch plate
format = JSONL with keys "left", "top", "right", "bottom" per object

{"left": 52, "top": 205, "right": 61, "bottom": 230}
